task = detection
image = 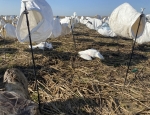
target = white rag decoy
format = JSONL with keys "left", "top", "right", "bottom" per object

{"left": 79, "top": 54, "right": 92, "bottom": 61}
{"left": 0, "top": 19, "right": 5, "bottom": 28}
{"left": 78, "top": 49, "right": 104, "bottom": 60}
{"left": 29, "top": 42, "right": 53, "bottom": 50}
{"left": 0, "top": 23, "right": 17, "bottom": 39}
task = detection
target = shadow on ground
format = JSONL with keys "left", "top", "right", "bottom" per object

{"left": 101, "top": 50, "right": 148, "bottom": 67}
{"left": 0, "top": 48, "right": 18, "bottom": 54}
{"left": 76, "top": 38, "right": 95, "bottom": 43}
{"left": 0, "top": 39, "right": 16, "bottom": 45}
{"left": 95, "top": 41, "right": 125, "bottom": 47}
{"left": 41, "top": 97, "right": 102, "bottom": 115}
{"left": 24, "top": 48, "right": 77, "bottom": 62}
{"left": 137, "top": 43, "right": 150, "bottom": 52}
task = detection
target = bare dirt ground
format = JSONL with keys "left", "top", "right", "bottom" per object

{"left": 0, "top": 23, "right": 150, "bottom": 115}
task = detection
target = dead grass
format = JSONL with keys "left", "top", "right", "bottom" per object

{"left": 0, "top": 23, "right": 150, "bottom": 115}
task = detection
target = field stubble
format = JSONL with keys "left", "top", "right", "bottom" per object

{"left": 0, "top": 23, "right": 150, "bottom": 115}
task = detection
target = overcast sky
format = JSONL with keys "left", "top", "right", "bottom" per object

{"left": 0, "top": 0, "right": 149, "bottom": 16}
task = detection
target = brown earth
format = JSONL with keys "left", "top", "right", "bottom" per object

{"left": 0, "top": 23, "right": 150, "bottom": 115}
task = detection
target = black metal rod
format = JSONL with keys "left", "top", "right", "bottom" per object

{"left": 117, "top": 36, "right": 119, "bottom": 53}
{"left": 23, "top": 2, "right": 41, "bottom": 112}
{"left": 3, "top": 26, "right": 6, "bottom": 60}
{"left": 70, "top": 18, "right": 76, "bottom": 50}
{"left": 124, "top": 14, "right": 143, "bottom": 85}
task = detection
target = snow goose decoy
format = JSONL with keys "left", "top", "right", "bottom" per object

{"left": 29, "top": 42, "right": 53, "bottom": 50}
{"left": 78, "top": 49, "right": 104, "bottom": 60}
